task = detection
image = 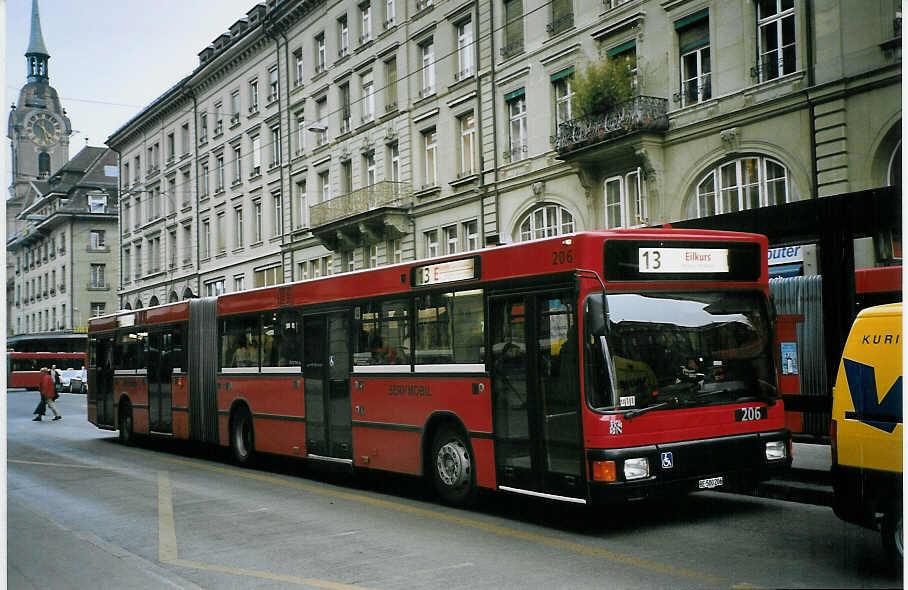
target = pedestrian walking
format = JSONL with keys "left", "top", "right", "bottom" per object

{"left": 34, "top": 367, "right": 62, "bottom": 422}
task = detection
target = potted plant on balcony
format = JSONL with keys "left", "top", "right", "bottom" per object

{"left": 571, "top": 58, "right": 635, "bottom": 144}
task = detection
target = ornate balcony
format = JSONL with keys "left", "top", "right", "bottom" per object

{"left": 309, "top": 181, "right": 412, "bottom": 250}
{"left": 552, "top": 96, "right": 668, "bottom": 158}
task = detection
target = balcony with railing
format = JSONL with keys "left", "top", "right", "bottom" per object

{"left": 309, "top": 181, "right": 412, "bottom": 250}
{"left": 552, "top": 96, "right": 668, "bottom": 158}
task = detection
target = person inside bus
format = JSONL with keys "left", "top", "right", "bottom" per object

{"left": 234, "top": 336, "right": 258, "bottom": 367}
{"left": 33, "top": 367, "right": 62, "bottom": 421}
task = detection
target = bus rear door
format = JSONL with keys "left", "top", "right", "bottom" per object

{"left": 303, "top": 311, "right": 353, "bottom": 462}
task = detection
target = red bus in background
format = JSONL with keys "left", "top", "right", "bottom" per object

{"left": 8, "top": 351, "right": 87, "bottom": 390}
{"left": 87, "top": 230, "right": 791, "bottom": 506}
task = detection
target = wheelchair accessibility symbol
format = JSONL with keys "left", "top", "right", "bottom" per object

{"left": 661, "top": 452, "right": 673, "bottom": 469}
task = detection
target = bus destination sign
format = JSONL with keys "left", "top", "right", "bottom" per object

{"left": 638, "top": 247, "right": 729, "bottom": 273}
{"left": 412, "top": 257, "right": 478, "bottom": 287}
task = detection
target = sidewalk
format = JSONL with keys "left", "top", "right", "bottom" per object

{"left": 737, "top": 442, "right": 834, "bottom": 506}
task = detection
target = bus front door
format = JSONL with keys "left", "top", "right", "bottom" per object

{"left": 147, "top": 327, "right": 178, "bottom": 434}
{"left": 95, "top": 336, "right": 115, "bottom": 427}
{"left": 303, "top": 311, "right": 353, "bottom": 462}
{"left": 491, "top": 291, "right": 584, "bottom": 501}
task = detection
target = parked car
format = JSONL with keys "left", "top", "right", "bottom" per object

{"left": 59, "top": 367, "right": 87, "bottom": 393}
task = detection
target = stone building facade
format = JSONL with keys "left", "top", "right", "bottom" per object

{"left": 6, "top": 0, "right": 120, "bottom": 346}
{"left": 107, "top": 0, "right": 901, "bottom": 309}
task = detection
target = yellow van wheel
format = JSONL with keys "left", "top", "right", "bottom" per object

{"left": 882, "top": 506, "right": 903, "bottom": 567}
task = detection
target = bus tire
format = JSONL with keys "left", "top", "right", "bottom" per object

{"left": 430, "top": 425, "right": 476, "bottom": 506}
{"left": 230, "top": 408, "right": 255, "bottom": 466}
{"left": 882, "top": 505, "right": 903, "bottom": 567}
{"left": 118, "top": 403, "right": 134, "bottom": 446}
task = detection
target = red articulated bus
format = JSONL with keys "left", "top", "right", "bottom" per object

{"left": 87, "top": 230, "right": 791, "bottom": 506}
{"left": 8, "top": 351, "right": 87, "bottom": 390}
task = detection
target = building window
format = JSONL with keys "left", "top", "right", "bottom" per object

{"left": 387, "top": 238, "right": 402, "bottom": 264}
{"left": 253, "top": 200, "right": 263, "bottom": 242}
{"left": 214, "top": 103, "right": 223, "bottom": 134}
{"left": 385, "top": 56, "right": 398, "bottom": 110}
{"left": 205, "top": 280, "right": 225, "bottom": 297}
{"left": 169, "top": 230, "right": 177, "bottom": 268}
{"left": 90, "top": 230, "right": 106, "bottom": 249}
{"left": 677, "top": 10, "right": 711, "bottom": 106}
{"left": 90, "top": 264, "right": 106, "bottom": 288}
{"left": 199, "top": 115, "right": 208, "bottom": 143}
{"left": 135, "top": 244, "right": 142, "bottom": 276}
{"left": 518, "top": 204, "right": 574, "bottom": 241}
{"left": 251, "top": 135, "right": 262, "bottom": 176}
{"left": 549, "top": 0, "right": 573, "bottom": 35}
{"left": 91, "top": 302, "right": 106, "bottom": 317}
{"left": 183, "top": 224, "right": 192, "bottom": 265}
{"left": 339, "top": 83, "right": 352, "bottom": 134}
{"left": 425, "top": 230, "right": 439, "bottom": 258}
{"left": 388, "top": 142, "right": 400, "bottom": 182}
{"left": 756, "top": 0, "right": 795, "bottom": 82}
{"left": 444, "top": 225, "right": 457, "bottom": 255}
{"left": 361, "top": 73, "right": 375, "bottom": 122}
{"left": 688, "top": 157, "right": 791, "bottom": 218}
{"left": 234, "top": 275, "right": 246, "bottom": 292}
{"left": 420, "top": 39, "right": 435, "bottom": 97}
{"left": 318, "top": 170, "right": 331, "bottom": 202}
{"left": 315, "top": 97, "right": 328, "bottom": 145}
{"left": 88, "top": 194, "right": 108, "bottom": 213}
{"left": 201, "top": 163, "right": 210, "bottom": 196}
{"left": 233, "top": 145, "right": 242, "bottom": 183}
{"left": 384, "top": 0, "right": 396, "bottom": 28}
{"left": 423, "top": 128, "right": 437, "bottom": 188}
{"left": 341, "top": 160, "right": 353, "bottom": 194}
{"left": 272, "top": 191, "right": 283, "bottom": 237}
{"left": 459, "top": 113, "right": 476, "bottom": 176}
{"left": 456, "top": 19, "right": 473, "bottom": 79}
{"left": 507, "top": 91, "right": 527, "bottom": 162}
{"left": 230, "top": 91, "right": 241, "bottom": 124}
{"left": 216, "top": 155, "right": 225, "bottom": 191}
{"left": 360, "top": 2, "right": 372, "bottom": 44}
{"left": 234, "top": 206, "right": 244, "bottom": 249}
{"left": 342, "top": 251, "right": 355, "bottom": 272}
{"left": 364, "top": 244, "right": 379, "bottom": 268}
{"left": 552, "top": 70, "right": 573, "bottom": 126}
{"left": 270, "top": 126, "right": 281, "bottom": 168}
{"left": 202, "top": 219, "right": 211, "bottom": 259}
{"left": 339, "top": 15, "right": 349, "bottom": 57}
{"left": 503, "top": 0, "right": 524, "bottom": 58}
{"left": 463, "top": 220, "right": 478, "bottom": 251}
{"left": 315, "top": 33, "right": 326, "bottom": 72}
{"left": 249, "top": 79, "right": 259, "bottom": 112}
{"left": 268, "top": 67, "right": 279, "bottom": 102}
{"left": 295, "top": 114, "right": 306, "bottom": 156}
{"left": 604, "top": 169, "right": 646, "bottom": 229}
{"left": 364, "top": 152, "right": 376, "bottom": 186}
{"left": 217, "top": 212, "right": 226, "bottom": 254}
{"left": 293, "top": 48, "right": 304, "bottom": 87}
{"left": 295, "top": 180, "right": 308, "bottom": 229}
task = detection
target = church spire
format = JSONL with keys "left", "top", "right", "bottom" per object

{"left": 25, "top": 0, "right": 50, "bottom": 82}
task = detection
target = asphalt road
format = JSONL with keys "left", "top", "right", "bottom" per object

{"left": 7, "top": 389, "right": 903, "bottom": 589}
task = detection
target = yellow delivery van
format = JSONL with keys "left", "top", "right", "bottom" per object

{"left": 831, "top": 302, "right": 902, "bottom": 564}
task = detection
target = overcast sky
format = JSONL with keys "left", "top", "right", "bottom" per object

{"left": 4, "top": 0, "right": 255, "bottom": 178}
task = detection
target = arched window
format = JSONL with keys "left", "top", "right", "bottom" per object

{"left": 148, "top": 296, "right": 159, "bottom": 307}
{"left": 888, "top": 140, "right": 901, "bottom": 188}
{"left": 134, "top": 298, "right": 143, "bottom": 309}
{"left": 124, "top": 303, "right": 132, "bottom": 310}
{"left": 169, "top": 291, "right": 179, "bottom": 303}
{"left": 686, "top": 156, "right": 791, "bottom": 219}
{"left": 182, "top": 287, "right": 195, "bottom": 300}
{"left": 517, "top": 204, "right": 575, "bottom": 241}
{"left": 38, "top": 153, "right": 51, "bottom": 177}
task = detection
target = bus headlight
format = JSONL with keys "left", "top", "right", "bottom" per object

{"left": 765, "top": 441, "right": 787, "bottom": 461}
{"left": 623, "top": 457, "right": 650, "bottom": 480}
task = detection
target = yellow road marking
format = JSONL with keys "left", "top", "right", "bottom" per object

{"left": 157, "top": 470, "right": 382, "bottom": 589}
{"left": 9, "top": 458, "right": 130, "bottom": 471}
{"left": 156, "top": 456, "right": 724, "bottom": 585}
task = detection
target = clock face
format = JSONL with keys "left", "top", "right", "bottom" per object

{"left": 25, "top": 111, "right": 63, "bottom": 147}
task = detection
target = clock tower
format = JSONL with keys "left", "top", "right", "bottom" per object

{"left": 7, "top": 0, "right": 72, "bottom": 228}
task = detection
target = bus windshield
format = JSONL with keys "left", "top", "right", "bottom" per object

{"left": 586, "top": 291, "right": 776, "bottom": 411}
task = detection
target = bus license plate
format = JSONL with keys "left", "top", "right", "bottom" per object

{"left": 735, "top": 407, "right": 767, "bottom": 421}
{"left": 698, "top": 476, "right": 723, "bottom": 489}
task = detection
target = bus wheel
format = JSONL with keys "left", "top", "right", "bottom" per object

{"left": 431, "top": 426, "right": 476, "bottom": 506}
{"left": 118, "top": 404, "right": 134, "bottom": 446}
{"left": 882, "top": 505, "right": 903, "bottom": 566}
{"left": 230, "top": 409, "right": 255, "bottom": 466}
